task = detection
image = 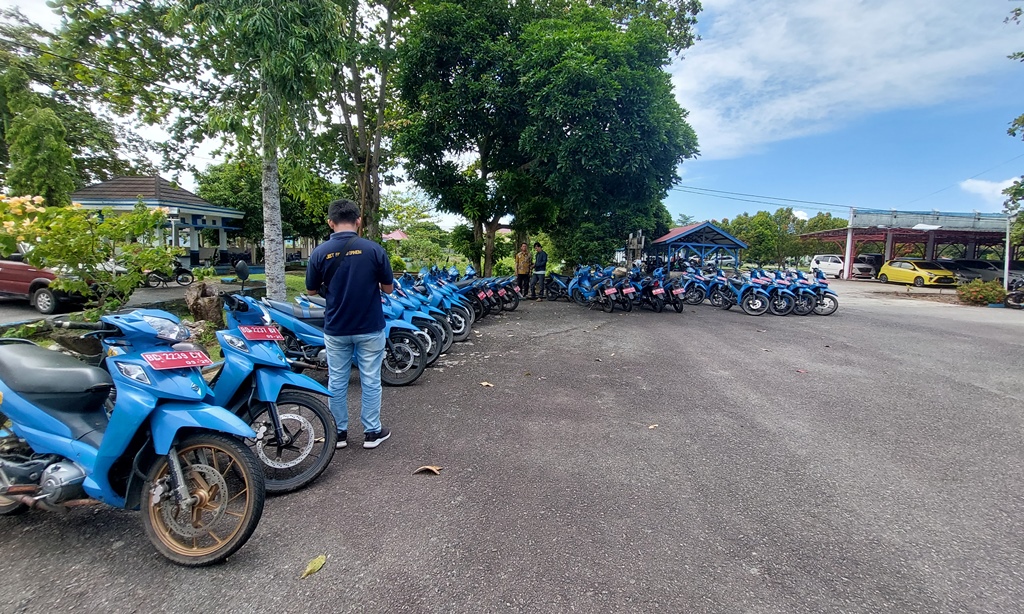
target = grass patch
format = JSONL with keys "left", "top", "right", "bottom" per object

{"left": 245, "top": 273, "right": 308, "bottom": 301}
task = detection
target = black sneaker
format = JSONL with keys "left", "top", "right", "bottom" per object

{"left": 336, "top": 431, "right": 347, "bottom": 450}
{"left": 363, "top": 428, "right": 391, "bottom": 449}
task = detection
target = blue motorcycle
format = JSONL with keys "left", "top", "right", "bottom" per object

{"left": 263, "top": 295, "right": 427, "bottom": 386}
{"left": 212, "top": 264, "right": 336, "bottom": 494}
{"left": 0, "top": 311, "right": 264, "bottom": 566}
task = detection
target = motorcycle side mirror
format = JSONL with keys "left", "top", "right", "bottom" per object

{"left": 235, "top": 261, "right": 250, "bottom": 281}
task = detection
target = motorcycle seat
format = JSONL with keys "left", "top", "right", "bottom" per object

{"left": 0, "top": 343, "right": 112, "bottom": 397}
{"left": 550, "top": 274, "right": 571, "bottom": 284}
{"left": 453, "top": 280, "right": 475, "bottom": 288}
{"left": 266, "top": 299, "right": 325, "bottom": 320}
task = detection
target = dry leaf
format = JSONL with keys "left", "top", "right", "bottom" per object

{"left": 796, "top": 369, "right": 808, "bottom": 374}
{"left": 649, "top": 424, "right": 658, "bottom": 429}
{"left": 414, "top": 465, "right": 443, "bottom": 475}
{"left": 480, "top": 381, "right": 494, "bottom": 387}
{"left": 524, "top": 372, "right": 531, "bottom": 376}
{"left": 595, "top": 358, "right": 602, "bottom": 362}
{"left": 300, "top": 554, "right": 327, "bottom": 579}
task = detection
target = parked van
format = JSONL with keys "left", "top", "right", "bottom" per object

{"left": 812, "top": 254, "right": 875, "bottom": 279}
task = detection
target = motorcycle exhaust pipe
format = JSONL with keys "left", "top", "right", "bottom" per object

{"left": 286, "top": 359, "right": 322, "bottom": 371}
{"left": 1, "top": 485, "right": 39, "bottom": 496}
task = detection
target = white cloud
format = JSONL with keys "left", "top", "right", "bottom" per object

{"left": 672, "top": 0, "right": 1022, "bottom": 159}
{"left": 793, "top": 210, "right": 809, "bottom": 221}
{"left": 959, "top": 177, "right": 1016, "bottom": 208}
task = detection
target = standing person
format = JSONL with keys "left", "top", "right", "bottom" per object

{"left": 515, "top": 243, "right": 532, "bottom": 297}
{"left": 306, "top": 199, "right": 394, "bottom": 450}
{"left": 531, "top": 241, "right": 548, "bottom": 300}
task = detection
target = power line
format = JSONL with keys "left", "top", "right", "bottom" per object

{"left": 0, "top": 36, "right": 193, "bottom": 96}
{"left": 672, "top": 186, "right": 852, "bottom": 214}
{"left": 901, "top": 152, "right": 1024, "bottom": 206}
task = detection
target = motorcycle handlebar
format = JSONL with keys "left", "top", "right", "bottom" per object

{"left": 55, "top": 320, "right": 110, "bottom": 331}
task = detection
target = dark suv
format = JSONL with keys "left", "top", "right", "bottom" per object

{"left": 0, "top": 254, "right": 84, "bottom": 314}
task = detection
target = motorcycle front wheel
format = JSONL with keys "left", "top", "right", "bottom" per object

{"left": 686, "top": 286, "right": 707, "bottom": 305}
{"left": 708, "top": 288, "right": 724, "bottom": 308}
{"left": 246, "top": 391, "right": 336, "bottom": 495}
{"left": 142, "top": 432, "right": 265, "bottom": 567}
{"left": 175, "top": 271, "right": 195, "bottom": 286}
{"left": 382, "top": 330, "right": 426, "bottom": 386}
{"left": 1004, "top": 291, "right": 1024, "bottom": 309}
{"left": 813, "top": 294, "right": 839, "bottom": 316}
{"left": 741, "top": 292, "right": 769, "bottom": 316}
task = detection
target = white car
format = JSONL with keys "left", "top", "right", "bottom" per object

{"left": 812, "top": 254, "right": 874, "bottom": 279}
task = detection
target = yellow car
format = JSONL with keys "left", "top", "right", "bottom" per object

{"left": 877, "top": 259, "right": 957, "bottom": 287}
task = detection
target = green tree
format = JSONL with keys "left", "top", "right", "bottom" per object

{"left": 0, "top": 9, "right": 155, "bottom": 188}
{"left": 674, "top": 212, "right": 696, "bottom": 226}
{"left": 4, "top": 105, "right": 76, "bottom": 207}
{"left": 516, "top": 6, "right": 697, "bottom": 265}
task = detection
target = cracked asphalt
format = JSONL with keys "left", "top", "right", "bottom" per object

{"left": 2, "top": 290, "right": 1023, "bottom": 613}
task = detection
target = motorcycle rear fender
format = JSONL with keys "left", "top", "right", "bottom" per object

{"left": 149, "top": 401, "right": 256, "bottom": 455}
{"left": 254, "top": 368, "right": 329, "bottom": 402}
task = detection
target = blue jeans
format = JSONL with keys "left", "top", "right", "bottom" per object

{"left": 324, "top": 329, "right": 386, "bottom": 434}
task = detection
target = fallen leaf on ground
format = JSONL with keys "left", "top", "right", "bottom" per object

{"left": 595, "top": 358, "right": 602, "bottom": 362}
{"left": 649, "top": 424, "right": 658, "bottom": 429}
{"left": 796, "top": 369, "right": 808, "bottom": 373}
{"left": 414, "top": 465, "right": 443, "bottom": 475}
{"left": 300, "top": 555, "right": 327, "bottom": 579}
{"left": 761, "top": 348, "right": 771, "bottom": 352}
{"left": 524, "top": 372, "right": 531, "bottom": 376}
{"left": 480, "top": 381, "right": 494, "bottom": 387}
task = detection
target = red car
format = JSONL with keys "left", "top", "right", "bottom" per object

{"left": 0, "top": 254, "right": 85, "bottom": 314}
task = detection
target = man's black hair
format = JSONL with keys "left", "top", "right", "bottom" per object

{"left": 328, "top": 199, "right": 361, "bottom": 225}
{"left": 533, "top": 242, "right": 542, "bottom": 248}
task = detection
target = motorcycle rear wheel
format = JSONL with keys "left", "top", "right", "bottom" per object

{"left": 600, "top": 294, "right": 614, "bottom": 313}
{"left": 382, "top": 330, "right": 426, "bottom": 386}
{"left": 617, "top": 296, "right": 633, "bottom": 312}
{"left": 652, "top": 296, "right": 665, "bottom": 313}
{"left": 1005, "top": 291, "right": 1024, "bottom": 309}
{"left": 142, "top": 433, "right": 265, "bottom": 567}
{"left": 546, "top": 282, "right": 560, "bottom": 301}
{"left": 245, "top": 391, "right": 336, "bottom": 495}
{"left": 501, "top": 288, "right": 520, "bottom": 311}
{"left": 175, "top": 271, "right": 194, "bottom": 286}
{"left": 0, "top": 461, "right": 28, "bottom": 515}
{"left": 708, "top": 288, "right": 724, "bottom": 308}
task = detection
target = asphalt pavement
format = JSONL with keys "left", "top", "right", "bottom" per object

{"left": 1, "top": 291, "right": 1023, "bottom": 613}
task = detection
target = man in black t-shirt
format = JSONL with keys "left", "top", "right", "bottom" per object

{"left": 306, "top": 199, "right": 394, "bottom": 450}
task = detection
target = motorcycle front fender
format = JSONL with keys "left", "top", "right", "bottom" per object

{"left": 254, "top": 367, "right": 329, "bottom": 402}
{"left": 149, "top": 401, "right": 256, "bottom": 455}
{"left": 824, "top": 289, "right": 838, "bottom": 297}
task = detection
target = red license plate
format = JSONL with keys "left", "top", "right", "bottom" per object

{"left": 486, "top": 290, "right": 494, "bottom": 297}
{"left": 238, "top": 325, "right": 285, "bottom": 341}
{"left": 672, "top": 288, "right": 684, "bottom": 295}
{"left": 498, "top": 289, "right": 506, "bottom": 296}
{"left": 514, "top": 285, "right": 521, "bottom": 292}
{"left": 652, "top": 288, "right": 665, "bottom": 295}
{"left": 142, "top": 351, "right": 212, "bottom": 370}
{"left": 604, "top": 288, "right": 617, "bottom": 295}
{"left": 623, "top": 287, "right": 636, "bottom": 294}
{"left": 478, "top": 292, "right": 487, "bottom": 299}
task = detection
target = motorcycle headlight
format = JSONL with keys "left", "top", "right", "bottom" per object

{"left": 142, "top": 315, "right": 189, "bottom": 342}
{"left": 116, "top": 362, "right": 150, "bottom": 384}
{"left": 222, "top": 333, "right": 249, "bottom": 353}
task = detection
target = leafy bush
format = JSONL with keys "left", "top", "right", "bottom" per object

{"left": 390, "top": 254, "right": 406, "bottom": 272}
{"left": 191, "top": 266, "right": 218, "bottom": 281}
{"left": 0, "top": 196, "right": 179, "bottom": 313}
{"left": 956, "top": 279, "right": 1006, "bottom": 305}
{"left": 493, "top": 260, "right": 513, "bottom": 276}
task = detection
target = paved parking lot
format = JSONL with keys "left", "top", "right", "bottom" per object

{"left": 1, "top": 294, "right": 1022, "bottom": 613}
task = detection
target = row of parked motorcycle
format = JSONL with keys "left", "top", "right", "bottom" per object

{"left": 0, "top": 261, "right": 526, "bottom": 567}
{"left": 544, "top": 263, "right": 840, "bottom": 316}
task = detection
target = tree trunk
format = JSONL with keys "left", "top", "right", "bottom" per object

{"left": 472, "top": 220, "right": 484, "bottom": 274}
{"left": 483, "top": 218, "right": 500, "bottom": 277}
{"left": 359, "top": 170, "right": 381, "bottom": 242}
{"left": 261, "top": 85, "right": 286, "bottom": 301}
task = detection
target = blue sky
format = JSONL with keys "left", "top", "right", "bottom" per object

{"left": 5, "top": 0, "right": 1024, "bottom": 229}
{"left": 667, "top": 0, "right": 1024, "bottom": 224}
